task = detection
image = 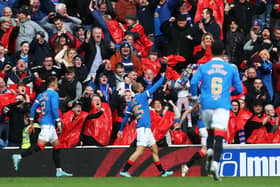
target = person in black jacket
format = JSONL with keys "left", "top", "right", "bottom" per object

{"left": 77, "top": 27, "right": 115, "bottom": 78}
{"left": 194, "top": 8, "right": 221, "bottom": 40}
{"left": 73, "top": 54, "right": 88, "bottom": 84}
{"left": 226, "top": 0, "right": 266, "bottom": 34}
{"left": 58, "top": 67, "right": 82, "bottom": 113}
{"left": 225, "top": 19, "right": 246, "bottom": 67}
{"left": 136, "top": 0, "right": 161, "bottom": 36}
{"left": 161, "top": 14, "right": 199, "bottom": 70}
{"left": 244, "top": 99, "right": 265, "bottom": 142}
{"left": 0, "top": 94, "right": 30, "bottom": 147}
{"left": 12, "top": 41, "right": 36, "bottom": 68}
{"left": 29, "top": 31, "right": 53, "bottom": 67}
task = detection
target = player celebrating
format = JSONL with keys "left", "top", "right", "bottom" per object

{"left": 12, "top": 76, "right": 72, "bottom": 177}
{"left": 190, "top": 40, "right": 243, "bottom": 180}
{"left": 117, "top": 72, "right": 173, "bottom": 177}
{"left": 175, "top": 103, "right": 208, "bottom": 176}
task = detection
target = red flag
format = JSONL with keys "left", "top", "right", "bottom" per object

{"left": 83, "top": 103, "right": 113, "bottom": 146}
{"left": 113, "top": 120, "right": 137, "bottom": 145}
{"left": 150, "top": 110, "right": 175, "bottom": 142}
{"left": 141, "top": 58, "right": 161, "bottom": 76}
{"left": 58, "top": 110, "right": 88, "bottom": 148}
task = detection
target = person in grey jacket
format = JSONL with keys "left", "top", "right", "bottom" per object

{"left": 40, "top": 3, "right": 81, "bottom": 35}
{"left": 16, "top": 8, "right": 48, "bottom": 51}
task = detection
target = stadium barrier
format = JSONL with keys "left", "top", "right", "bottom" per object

{"left": 0, "top": 144, "right": 279, "bottom": 177}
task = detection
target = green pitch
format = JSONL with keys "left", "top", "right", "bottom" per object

{"left": 0, "top": 177, "right": 280, "bottom": 187}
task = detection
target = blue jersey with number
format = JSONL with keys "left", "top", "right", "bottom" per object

{"left": 190, "top": 58, "right": 243, "bottom": 110}
{"left": 120, "top": 76, "right": 166, "bottom": 131}
{"left": 30, "top": 88, "right": 60, "bottom": 126}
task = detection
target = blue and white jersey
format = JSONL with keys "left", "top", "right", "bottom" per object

{"left": 120, "top": 76, "right": 166, "bottom": 131}
{"left": 190, "top": 58, "right": 243, "bottom": 110}
{"left": 30, "top": 88, "right": 60, "bottom": 126}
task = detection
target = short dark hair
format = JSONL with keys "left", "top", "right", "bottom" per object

{"left": 66, "top": 67, "right": 75, "bottom": 74}
{"left": 211, "top": 40, "right": 224, "bottom": 56}
{"left": 53, "top": 16, "right": 62, "bottom": 23}
{"left": 20, "top": 41, "right": 29, "bottom": 47}
{"left": 203, "top": 8, "right": 213, "bottom": 17}
{"left": 46, "top": 76, "right": 57, "bottom": 87}
{"left": 115, "top": 63, "right": 124, "bottom": 69}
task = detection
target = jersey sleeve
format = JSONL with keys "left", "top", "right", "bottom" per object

{"left": 119, "top": 101, "right": 133, "bottom": 131}
{"left": 30, "top": 94, "right": 41, "bottom": 121}
{"left": 146, "top": 76, "right": 166, "bottom": 97}
{"left": 231, "top": 68, "right": 243, "bottom": 95}
{"left": 190, "top": 66, "right": 202, "bottom": 97}
{"left": 51, "top": 91, "right": 61, "bottom": 122}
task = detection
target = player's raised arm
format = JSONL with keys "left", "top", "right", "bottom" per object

{"left": 146, "top": 73, "right": 166, "bottom": 97}
{"left": 119, "top": 102, "right": 133, "bottom": 132}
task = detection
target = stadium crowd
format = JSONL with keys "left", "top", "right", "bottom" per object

{"left": 0, "top": 0, "right": 279, "bottom": 149}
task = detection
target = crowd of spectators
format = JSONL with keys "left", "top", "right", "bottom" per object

{"left": 0, "top": 0, "right": 279, "bottom": 148}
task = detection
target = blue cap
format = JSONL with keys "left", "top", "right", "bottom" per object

{"left": 120, "top": 40, "right": 130, "bottom": 49}
{"left": 252, "top": 19, "right": 263, "bottom": 27}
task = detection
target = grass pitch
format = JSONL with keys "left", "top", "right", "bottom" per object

{"left": 0, "top": 177, "right": 279, "bottom": 187}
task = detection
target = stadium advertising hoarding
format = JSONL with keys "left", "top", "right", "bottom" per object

{"left": 220, "top": 145, "right": 280, "bottom": 177}
{"left": 1, "top": 145, "right": 279, "bottom": 177}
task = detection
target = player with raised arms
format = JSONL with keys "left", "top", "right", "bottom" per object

{"left": 117, "top": 72, "right": 173, "bottom": 177}
{"left": 189, "top": 40, "right": 243, "bottom": 180}
{"left": 12, "top": 76, "right": 72, "bottom": 177}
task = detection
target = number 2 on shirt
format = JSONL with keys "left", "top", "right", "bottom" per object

{"left": 41, "top": 100, "right": 46, "bottom": 115}
{"left": 211, "top": 77, "right": 223, "bottom": 95}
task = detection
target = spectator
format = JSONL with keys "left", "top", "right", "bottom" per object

{"left": 244, "top": 99, "right": 265, "bottom": 142}
{"left": 1, "top": 94, "right": 30, "bottom": 147}
{"left": 78, "top": 86, "right": 95, "bottom": 113}
{"left": 95, "top": 59, "right": 116, "bottom": 89}
{"left": 30, "top": 0, "right": 47, "bottom": 23}
{"left": 55, "top": 47, "right": 77, "bottom": 67}
{"left": 40, "top": 14, "right": 81, "bottom": 35}
{"left": 49, "top": 29, "right": 76, "bottom": 55}
{"left": 77, "top": 27, "right": 114, "bottom": 80}
{"left": 58, "top": 67, "right": 82, "bottom": 113}
{"left": 0, "top": 6, "right": 16, "bottom": 26}
{"left": 75, "top": 26, "right": 85, "bottom": 43}
{"left": 0, "top": 17, "right": 19, "bottom": 54}
{"left": 161, "top": 14, "right": 198, "bottom": 69}
{"left": 119, "top": 14, "right": 153, "bottom": 57}
{"left": 93, "top": 73, "right": 113, "bottom": 103}
{"left": 110, "top": 89, "right": 133, "bottom": 142}
{"left": 271, "top": 27, "right": 280, "bottom": 62}
{"left": 12, "top": 41, "right": 35, "bottom": 68}
{"left": 193, "top": 32, "right": 213, "bottom": 64}
{"left": 73, "top": 55, "right": 88, "bottom": 84}
{"left": 243, "top": 67, "right": 257, "bottom": 92}
{"left": 31, "top": 55, "right": 66, "bottom": 92}
{"left": 195, "top": 8, "right": 221, "bottom": 40}
{"left": 225, "top": 19, "right": 246, "bottom": 67}
{"left": 253, "top": 50, "right": 273, "bottom": 99}
{"left": 16, "top": 8, "right": 48, "bottom": 51}
{"left": 246, "top": 78, "right": 271, "bottom": 110}
{"left": 226, "top": 0, "right": 266, "bottom": 34}
{"left": 0, "top": 43, "right": 13, "bottom": 70}
{"left": 136, "top": 0, "right": 160, "bottom": 36}
{"left": 0, "top": 1, "right": 15, "bottom": 17}
{"left": 5, "top": 59, "right": 37, "bottom": 94}
{"left": 110, "top": 40, "right": 142, "bottom": 76}
{"left": 29, "top": 31, "right": 53, "bottom": 67}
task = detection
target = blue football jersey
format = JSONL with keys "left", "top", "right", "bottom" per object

{"left": 30, "top": 88, "right": 60, "bottom": 126}
{"left": 120, "top": 76, "right": 166, "bottom": 131}
{"left": 190, "top": 58, "right": 243, "bottom": 110}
